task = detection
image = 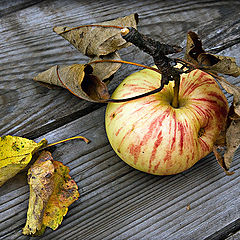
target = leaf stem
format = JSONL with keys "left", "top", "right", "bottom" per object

{"left": 88, "top": 59, "right": 162, "bottom": 75}
{"left": 40, "top": 136, "right": 90, "bottom": 151}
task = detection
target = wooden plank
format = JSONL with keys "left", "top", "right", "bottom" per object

{"left": 0, "top": 106, "right": 239, "bottom": 239}
{"left": 226, "top": 230, "right": 240, "bottom": 240}
{"left": 0, "top": 0, "right": 240, "bottom": 239}
{"left": 0, "top": 0, "right": 240, "bottom": 138}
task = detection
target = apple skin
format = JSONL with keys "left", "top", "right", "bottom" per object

{"left": 105, "top": 68, "right": 229, "bottom": 175}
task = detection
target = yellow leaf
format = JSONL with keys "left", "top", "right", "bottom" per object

{"left": 22, "top": 151, "right": 55, "bottom": 235}
{"left": 0, "top": 135, "right": 47, "bottom": 187}
{"left": 42, "top": 160, "right": 79, "bottom": 230}
{"left": 22, "top": 151, "right": 80, "bottom": 236}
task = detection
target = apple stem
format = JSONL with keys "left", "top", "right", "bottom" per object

{"left": 172, "top": 74, "right": 180, "bottom": 108}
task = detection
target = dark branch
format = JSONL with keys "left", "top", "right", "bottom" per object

{"left": 121, "top": 27, "right": 183, "bottom": 89}
{"left": 121, "top": 27, "right": 182, "bottom": 56}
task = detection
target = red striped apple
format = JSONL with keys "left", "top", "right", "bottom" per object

{"left": 105, "top": 68, "right": 229, "bottom": 175}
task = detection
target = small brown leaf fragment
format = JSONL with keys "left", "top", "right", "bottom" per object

{"left": 89, "top": 51, "right": 122, "bottom": 81}
{"left": 53, "top": 13, "right": 138, "bottom": 57}
{"left": 214, "top": 76, "right": 240, "bottom": 169}
{"left": 186, "top": 204, "right": 191, "bottom": 211}
{"left": 213, "top": 146, "right": 235, "bottom": 175}
{"left": 224, "top": 119, "right": 240, "bottom": 169}
{"left": 198, "top": 53, "right": 240, "bottom": 77}
{"left": 184, "top": 31, "right": 240, "bottom": 77}
{"left": 216, "top": 76, "right": 240, "bottom": 116}
{"left": 34, "top": 64, "right": 110, "bottom": 102}
{"left": 22, "top": 151, "right": 54, "bottom": 235}
{"left": 184, "top": 31, "right": 205, "bottom": 66}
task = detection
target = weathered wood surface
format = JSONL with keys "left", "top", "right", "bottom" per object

{"left": 0, "top": 0, "right": 239, "bottom": 239}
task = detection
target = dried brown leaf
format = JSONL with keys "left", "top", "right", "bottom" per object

{"left": 198, "top": 53, "right": 240, "bottom": 77}
{"left": 213, "top": 76, "right": 240, "bottom": 171}
{"left": 224, "top": 119, "right": 240, "bottom": 169}
{"left": 53, "top": 13, "right": 138, "bottom": 57}
{"left": 89, "top": 51, "right": 122, "bottom": 81}
{"left": 34, "top": 64, "right": 110, "bottom": 102}
{"left": 184, "top": 31, "right": 240, "bottom": 77}
{"left": 212, "top": 146, "right": 234, "bottom": 175}
{"left": 184, "top": 31, "right": 205, "bottom": 65}
{"left": 216, "top": 76, "right": 240, "bottom": 116}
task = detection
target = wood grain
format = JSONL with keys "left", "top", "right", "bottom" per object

{"left": 1, "top": 0, "right": 239, "bottom": 138}
{"left": 0, "top": 106, "right": 239, "bottom": 240}
{"left": 0, "top": 0, "right": 240, "bottom": 239}
{"left": 226, "top": 230, "right": 240, "bottom": 240}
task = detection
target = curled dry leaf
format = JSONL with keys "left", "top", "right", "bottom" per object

{"left": 198, "top": 54, "right": 240, "bottom": 77}
{"left": 212, "top": 146, "right": 234, "bottom": 175}
{"left": 216, "top": 76, "right": 240, "bottom": 116}
{"left": 184, "top": 31, "right": 204, "bottom": 66}
{"left": 22, "top": 151, "right": 55, "bottom": 235}
{"left": 0, "top": 135, "right": 47, "bottom": 187}
{"left": 215, "top": 76, "right": 240, "bottom": 169}
{"left": 35, "top": 14, "right": 138, "bottom": 98}
{"left": 224, "top": 119, "right": 240, "bottom": 169}
{"left": 53, "top": 13, "right": 138, "bottom": 57}
{"left": 185, "top": 31, "right": 240, "bottom": 77}
{"left": 23, "top": 151, "right": 80, "bottom": 236}
{"left": 34, "top": 64, "right": 110, "bottom": 102}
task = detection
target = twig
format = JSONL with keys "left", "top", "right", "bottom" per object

{"left": 121, "top": 27, "right": 183, "bottom": 107}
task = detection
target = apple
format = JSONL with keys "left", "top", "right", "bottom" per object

{"left": 105, "top": 68, "right": 229, "bottom": 175}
